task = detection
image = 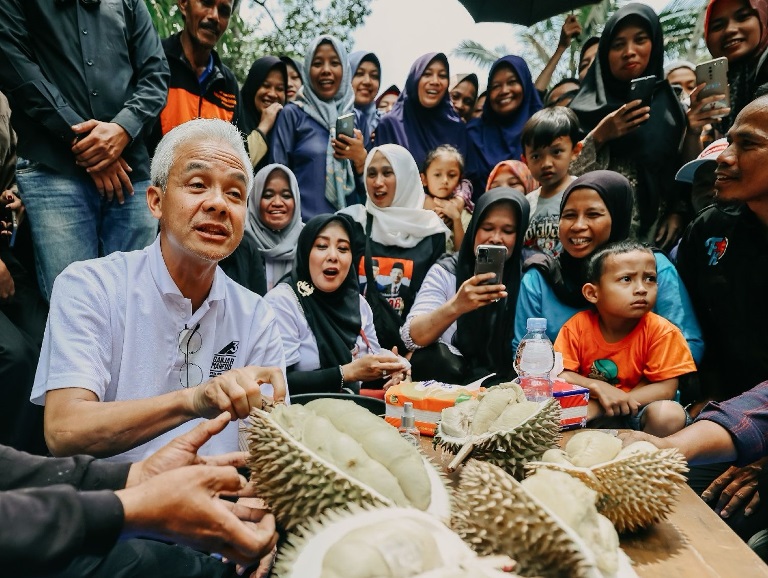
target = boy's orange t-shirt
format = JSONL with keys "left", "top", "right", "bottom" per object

{"left": 554, "top": 310, "right": 696, "bottom": 393}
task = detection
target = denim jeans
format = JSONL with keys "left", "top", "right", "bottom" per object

{"left": 15, "top": 159, "right": 157, "bottom": 301}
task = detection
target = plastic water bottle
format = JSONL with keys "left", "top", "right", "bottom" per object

{"left": 514, "top": 318, "right": 555, "bottom": 402}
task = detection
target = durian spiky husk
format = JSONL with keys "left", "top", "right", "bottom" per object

{"left": 453, "top": 460, "right": 601, "bottom": 578}
{"left": 274, "top": 504, "right": 520, "bottom": 578}
{"left": 246, "top": 406, "right": 451, "bottom": 530}
{"left": 526, "top": 448, "right": 689, "bottom": 533}
{"left": 434, "top": 396, "right": 562, "bottom": 479}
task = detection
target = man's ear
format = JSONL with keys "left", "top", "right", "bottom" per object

{"left": 582, "top": 282, "right": 599, "bottom": 304}
{"left": 177, "top": 0, "right": 189, "bottom": 20}
{"left": 147, "top": 185, "right": 163, "bottom": 220}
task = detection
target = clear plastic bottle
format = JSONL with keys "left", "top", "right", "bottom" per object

{"left": 398, "top": 402, "right": 420, "bottom": 446}
{"left": 513, "top": 317, "right": 555, "bottom": 402}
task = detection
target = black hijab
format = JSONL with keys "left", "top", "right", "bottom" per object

{"left": 240, "top": 56, "right": 288, "bottom": 136}
{"left": 440, "top": 188, "right": 530, "bottom": 378}
{"left": 569, "top": 3, "right": 686, "bottom": 232}
{"left": 289, "top": 214, "right": 362, "bottom": 368}
{"left": 525, "top": 170, "right": 633, "bottom": 308}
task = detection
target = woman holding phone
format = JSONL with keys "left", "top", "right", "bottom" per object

{"left": 401, "top": 188, "right": 529, "bottom": 384}
{"left": 270, "top": 35, "right": 366, "bottom": 221}
{"left": 568, "top": 3, "right": 688, "bottom": 248}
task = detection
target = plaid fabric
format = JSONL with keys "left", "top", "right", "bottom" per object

{"left": 697, "top": 381, "right": 768, "bottom": 466}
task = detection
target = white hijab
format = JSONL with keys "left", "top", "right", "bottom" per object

{"left": 245, "top": 164, "right": 304, "bottom": 277}
{"left": 341, "top": 144, "right": 449, "bottom": 248}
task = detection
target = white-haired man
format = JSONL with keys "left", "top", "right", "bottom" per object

{"left": 31, "top": 118, "right": 286, "bottom": 462}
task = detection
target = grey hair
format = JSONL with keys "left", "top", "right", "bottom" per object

{"left": 150, "top": 118, "right": 252, "bottom": 193}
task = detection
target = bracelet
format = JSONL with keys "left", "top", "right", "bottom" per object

{"left": 339, "top": 365, "right": 345, "bottom": 390}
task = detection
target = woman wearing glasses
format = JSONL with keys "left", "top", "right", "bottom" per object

{"left": 265, "top": 214, "right": 407, "bottom": 395}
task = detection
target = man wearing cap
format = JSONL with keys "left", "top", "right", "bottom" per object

{"left": 31, "top": 119, "right": 286, "bottom": 463}
{"left": 675, "top": 138, "right": 728, "bottom": 214}
{"left": 676, "top": 96, "right": 768, "bottom": 535}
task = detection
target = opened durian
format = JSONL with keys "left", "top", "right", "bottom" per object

{"left": 453, "top": 460, "right": 635, "bottom": 578}
{"left": 247, "top": 399, "right": 451, "bottom": 530}
{"left": 274, "top": 505, "right": 519, "bottom": 578}
{"left": 527, "top": 430, "right": 688, "bottom": 532}
{"left": 434, "top": 382, "right": 561, "bottom": 478}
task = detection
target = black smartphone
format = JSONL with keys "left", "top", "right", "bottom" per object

{"left": 335, "top": 112, "right": 355, "bottom": 139}
{"left": 696, "top": 57, "right": 730, "bottom": 118}
{"left": 474, "top": 245, "right": 507, "bottom": 285}
{"left": 629, "top": 75, "right": 656, "bottom": 109}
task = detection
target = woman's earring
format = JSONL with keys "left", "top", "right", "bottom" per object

{"left": 297, "top": 280, "right": 315, "bottom": 297}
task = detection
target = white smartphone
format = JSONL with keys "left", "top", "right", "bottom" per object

{"left": 696, "top": 57, "right": 730, "bottom": 118}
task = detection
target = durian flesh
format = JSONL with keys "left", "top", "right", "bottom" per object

{"left": 247, "top": 400, "right": 451, "bottom": 530}
{"left": 274, "top": 505, "right": 519, "bottom": 578}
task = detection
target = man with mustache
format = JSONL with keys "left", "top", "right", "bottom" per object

{"left": 31, "top": 119, "right": 287, "bottom": 463}
{"left": 676, "top": 95, "right": 768, "bottom": 541}
{"left": 147, "top": 0, "right": 240, "bottom": 154}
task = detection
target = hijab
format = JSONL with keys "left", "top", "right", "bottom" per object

{"left": 466, "top": 56, "right": 542, "bottom": 186}
{"left": 375, "top": 53, "right": 468, "bottom": 169}
{"left": 450, "top": 73, "right": 479, "bottom": 94}
{"left": 442, "top": 188, "right": 530, "bottom": 377}
{"left": 246, "top": 164, "right": 304, "bottom": 279}
{"left": 486, "top": 159, "right": 538, "bottom": 193}
{"left": 240, "top": 56, "right": 288, "bottom": 137}
{"left": 375, "top": 84, "right": 400, "bottom": 108}
{"left": 568, "top": 3, "right": 686, "bottom": 232}
{"left": 349, "top": 51, "right": 382, "bottom": 147}
{"left": 293, "top": 35, "right": 356, "bottom": 211}
{"left": 705, "top": 0, "right": 768, "bottom": 129}
{"left": 341, "top": 144, "right": 450, "bottom": 248}
{"left": 289, "top": 213, "right": 362, "bottom": 368}
{"left": 525, "top": 170, "right": 633, "bottom": 308}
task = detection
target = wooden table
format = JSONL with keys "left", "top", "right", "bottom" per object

{"left": 420, "top": 433, "right": 768, "bottom": 577}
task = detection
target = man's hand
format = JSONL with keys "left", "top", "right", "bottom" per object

{"left": 0, "top": 259, "right": 14, "bottom": 300}
{"left": 191, "top": 366, "right": 287, "bottom": 420}
{"left": 116, "top": 465, "right": 279, "bottom": 568}
{"left": 88, "top": 158, "right": 134, "bottom": 203}
{"left": 702, "top": 458, "right": 767, "bottom": 518}
{"left": 71, "top": 120, "right": 131, "bottom": 171}
{"left": 618, "top": 430, "right": 674, "bottom": 449}
{"left": 593, "top": 382, "right": 641, "bottom": 417}
{"left": 127, "top": 411, "right": 248, "bottom": 487}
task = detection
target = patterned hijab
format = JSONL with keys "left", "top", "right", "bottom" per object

{"left": 486, "top": 159, "right": 538, "bottom": 193}
{"left": 293, "top": 35, "right": 356, "bottom": 211}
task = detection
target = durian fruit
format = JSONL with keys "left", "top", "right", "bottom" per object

{"left": 453, "top": 460, "right": 635, "bottom": 578}
{"left": 273, "top": 505, "right": 520, "bottom": 578}
{"left": 434, "top": 382, "right": 561, "bottom": 479}
{"left": 527, "top": 431, "right": 689, "bottom": 533}
{"left": 246, "top": 399, "right": 451, "bottom": 530}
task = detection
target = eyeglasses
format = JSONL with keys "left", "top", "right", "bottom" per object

{"left": 178, "top": 323, "right": 203, "bottom": 388}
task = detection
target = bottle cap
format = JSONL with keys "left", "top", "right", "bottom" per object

{"left": 526, "top": 317, "right": 547, "bottom": 332}
{"left": 403, "top": 402, "right": 415, "bottom": 428}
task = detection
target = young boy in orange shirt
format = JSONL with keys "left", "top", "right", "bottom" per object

{"left": 554, "top": 240, "right": 696, "bottom": 436}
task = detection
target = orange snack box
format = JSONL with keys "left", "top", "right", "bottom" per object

{"left": 385, "top": 380, "right": 485, "bottom": 436}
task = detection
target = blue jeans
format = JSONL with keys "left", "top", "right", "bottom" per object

{"left": 15, "top": 159, "right": 157, "bottom": 301}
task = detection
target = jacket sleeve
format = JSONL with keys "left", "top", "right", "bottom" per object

{"left": 0, "top": 445, "right": 128, "bottom": 574}
{"left": 111, "top": 0, "right": 169, "bottom": 140}
{"left": 0, "top": 0, "right": 85, "bottom": 142}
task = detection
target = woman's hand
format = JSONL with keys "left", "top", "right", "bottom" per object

{"left": 591, "top": 100, "right": 650, "bottom": 147}
{"left": 333, "top": 129, "right": 367, "bottom": 174}
{"left": 449, "top": 273, "right": 507, "bottom": 317}
{"left": 559, "top": 14, "right": 582, "bottom": 49}
{"left": 687, "top": 82, "right": 729, "bottom": 134}
{"left": 342, "top": 353, "right": 407, "bottom": 384}
{"left": 256, "top": 102, "right": 283, "bottom": 136}
{"left": 655, "top": 213, "right": 683, "bottom": 249}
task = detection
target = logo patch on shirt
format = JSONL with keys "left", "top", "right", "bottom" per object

{"left": 588, "top": 358, "right": 620, "bottom": 386}
{"left": 210, "top": 341, "right": 239, "bottom": 377}
{"left": 705, "top": 236, "right": 728, "bottom": 265}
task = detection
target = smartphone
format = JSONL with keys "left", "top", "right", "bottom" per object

{"left": 629, "top": 75, "right": 657, "bottom": 109}
{"left": 474, "top": 245, "right": 507, "bottom": 285}
{"left": 696, "top": 57, "right": 730, "bottom": 118}
{"left": 9, "top": 210, "right": 17, "bottom": 248}
{"left": 335, "top": 112, "right": 355, "bottom": 139}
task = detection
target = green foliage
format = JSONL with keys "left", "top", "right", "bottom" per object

{"left": 144, "top": 0, "right": 372, "bottom": 83}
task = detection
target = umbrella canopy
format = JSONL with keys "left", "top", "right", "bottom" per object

{"left": 458, "top": 0, "right": 602, "bottom": 26}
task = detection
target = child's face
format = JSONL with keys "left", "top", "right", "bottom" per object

{"left": 586, "top": 250, "right": 658, "bottom": 320}
{"left": 421, "top": 155, "right": 461, "bottom": 199}
{"left": 487, "top": 166, "right": 525, "bottom": 193}
{"left": 523, "top": 136, "right": 576, "bottom": 192}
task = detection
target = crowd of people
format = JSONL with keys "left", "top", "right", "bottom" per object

{"left": 2, "top": 0, "right": 768, "bottom": 575}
